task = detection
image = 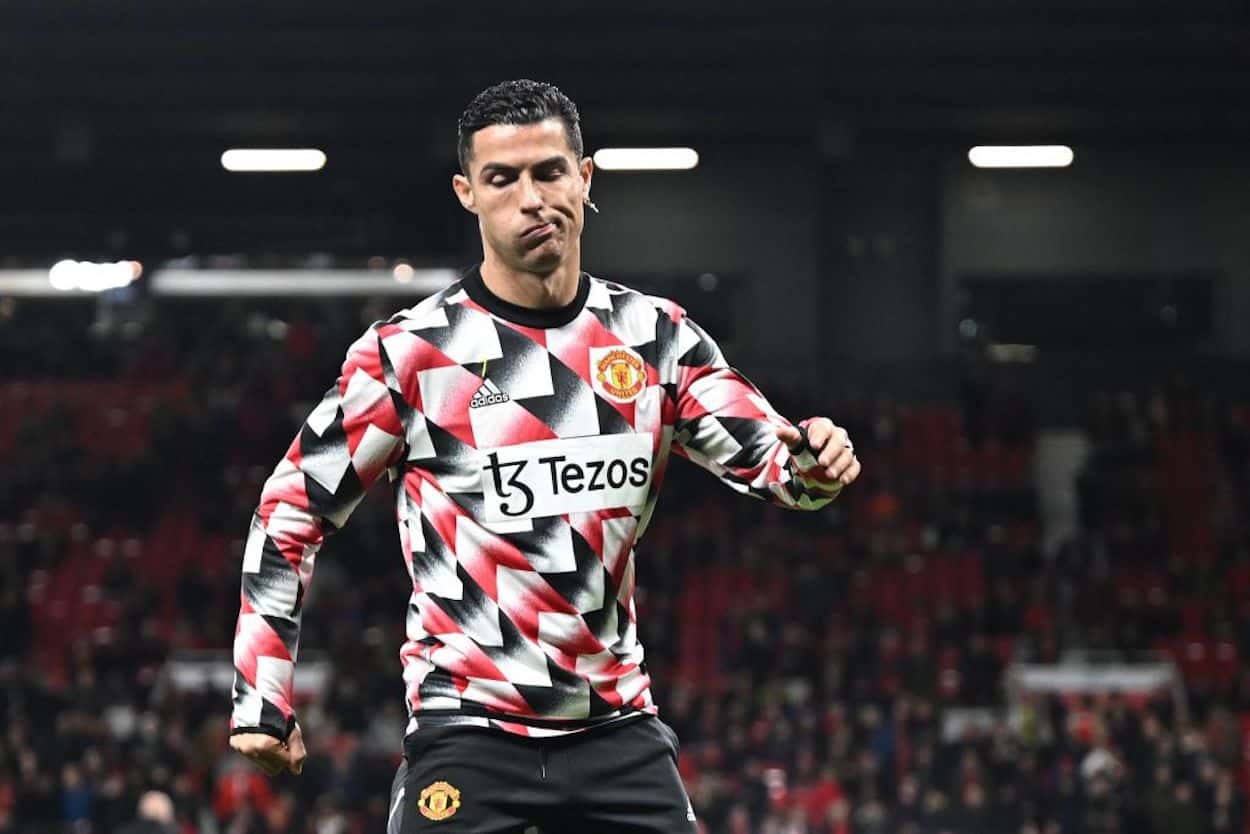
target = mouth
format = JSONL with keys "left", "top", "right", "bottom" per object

{"left": 520, "top": 221, "right": 557, "bottom": 242}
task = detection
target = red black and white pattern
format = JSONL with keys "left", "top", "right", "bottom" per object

{"left": 231, "top": 267, "right": 842, "bottom": 740}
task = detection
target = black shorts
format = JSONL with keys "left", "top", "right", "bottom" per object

{"left": 386, "top": 716, "right": 697, "bottom": 833}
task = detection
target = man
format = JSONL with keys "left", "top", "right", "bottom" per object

{"left": 118, "top": 791, "right": 177, "bottom": 834}
{"left": 229, "top": 79, "right": 860, "bottom": 833}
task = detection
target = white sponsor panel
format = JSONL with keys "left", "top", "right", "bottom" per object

{"left": 480, "top": 433, "right": 652, "bottom": 522}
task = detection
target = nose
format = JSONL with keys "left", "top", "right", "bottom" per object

{"left": 518, "top": 173, "right": 543, "bottom": 212}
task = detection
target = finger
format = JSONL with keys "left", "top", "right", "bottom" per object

{"left": 818, "top": 435, "right": 851, "bottom": 468}
{"left": 818, "top": 429, "right": 853, "bottom": 467}
{"left": 826, "top": 448, "right": 854, "bottom": 480}
{"left": 824, "top": 446, "right": 855, "bottom": 480}
{"left": 830, "top": 457, "right": 860, "bottom": 490}
{"left": 804, "top": 419, "right": 835, "bottom": 451}
{"left": 248, "top": 751, "right": 285, "bottom": 776}
{"left": 270, "top": 744, "right": 299, "bottom": 775}
{"left": 287, "top": 732, "right": 306, "bottom": 775}
{"left": 231, "top": 735, "right": 291, "bottom": 776}
{"left": 774, "top": 425, "right": 804, "bottom": 451}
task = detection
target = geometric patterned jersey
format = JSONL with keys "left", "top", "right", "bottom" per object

{"left": 231, "top": 266, "right": 841, "bottom": 740}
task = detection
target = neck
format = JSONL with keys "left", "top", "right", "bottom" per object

{"left": 479, "top": 247, "right": 581, "bottom": 309}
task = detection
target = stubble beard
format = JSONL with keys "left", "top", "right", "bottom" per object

{"left": 512, "top": 230, "right": 566, "bottom": 276}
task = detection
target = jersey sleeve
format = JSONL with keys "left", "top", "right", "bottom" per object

{"left": 670, "top": 313, "right": 842, "bottom": 511}
{"left": 230, "top": 325, "right": 410, "bottom": 739}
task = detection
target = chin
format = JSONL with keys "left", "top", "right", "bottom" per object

{"left": 521, "top": 247, "right": 564, "bottom": 273}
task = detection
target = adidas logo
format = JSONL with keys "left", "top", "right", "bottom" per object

{"left": 470, "top": 379, "right": 510, "bottom": 408}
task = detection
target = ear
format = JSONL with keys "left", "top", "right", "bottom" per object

{"left": 452, "top": 172, "right": 477, "bottom": 214}
{"left": 579, "top": 155, "right": 594, "bottom": 201}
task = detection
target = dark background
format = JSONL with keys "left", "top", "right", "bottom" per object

{"left": 6, "top": 0, "right": 1250, "bottom": 370}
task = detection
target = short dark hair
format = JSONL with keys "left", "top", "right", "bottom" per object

{"left": 457, "top": 79, "right": 583, "bottom": 174}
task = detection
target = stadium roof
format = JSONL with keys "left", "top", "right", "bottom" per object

{"left": 5, "top": 0, "right": 1247, "bottom": 258}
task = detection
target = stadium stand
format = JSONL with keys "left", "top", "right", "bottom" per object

{"left": 2, "top": 302, "right": 1248, "bottom": 834}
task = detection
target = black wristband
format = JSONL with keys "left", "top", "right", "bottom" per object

{"left": 230, "top": 725, "right": 287, "bottom": 743}
{"left": 230, "top": 714, "right": 295, "bottom": 743}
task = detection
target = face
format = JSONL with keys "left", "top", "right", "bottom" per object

{"left": 453, "top": 118, "right": 593, "bottom": 275}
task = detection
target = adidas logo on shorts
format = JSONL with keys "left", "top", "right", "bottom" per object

{"left": 470, "top": 379, "right": 510, "bottom": 408}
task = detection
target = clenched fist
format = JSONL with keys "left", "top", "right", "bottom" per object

{"left": 230, "top": 723, "right": 306, "bottom": 776}
{"left": 776, "top": 418, "right": 861, "bottom": 487}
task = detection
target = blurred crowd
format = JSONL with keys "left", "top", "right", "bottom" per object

{"left": 2, "top": 296, "right": 1250, "bottom": 834}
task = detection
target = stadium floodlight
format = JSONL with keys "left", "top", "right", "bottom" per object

{"left": 968, "top": 145, "right": 1074, "bottom": 168}
{"left": 592, "top": 147, "right": 699, "bottom": 171}
{"left": 221, "top": 148, "right": 327, "bottom": 172}
{"left": 47, "top": 260, "right": 142, "bottom": 292}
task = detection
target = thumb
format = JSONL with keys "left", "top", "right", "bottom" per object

{"left": 287, "top": 726, "right": 306, "bottom": 775}
{"left": 775, "top": 424, "right": 804, "bottom": 451}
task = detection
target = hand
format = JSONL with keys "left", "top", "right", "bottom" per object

{"left": 229, "top": 723, "right": 306, "bottom": 776}
{"left": 776, "top": 418, "right": 861, "bottom": 487}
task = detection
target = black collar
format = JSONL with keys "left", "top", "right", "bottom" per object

{"left": 461, "top": 264, "right": 590, "bottom": 329}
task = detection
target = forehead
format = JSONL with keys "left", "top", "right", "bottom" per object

{"left": 468, "top": 118, "right": 577, "bottom": 170}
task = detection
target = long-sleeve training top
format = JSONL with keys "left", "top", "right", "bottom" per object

{"left": 230, "top": 265, "right": 841, "bottom": 742}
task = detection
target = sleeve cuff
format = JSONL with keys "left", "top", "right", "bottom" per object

{"left": 230, "top": 714, "right": 295, "bottom": 742}
{"left": 787, "top": 422, "right": 821, "bottom": 471}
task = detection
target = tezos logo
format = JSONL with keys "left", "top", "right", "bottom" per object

{"left": 480, "top": 433, "right": 653, "bottom": 521}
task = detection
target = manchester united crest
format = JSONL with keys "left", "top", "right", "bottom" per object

{"left": 418, "top": 781, "right": 461, "bottom": 821}
{"left": 590, "top": 346, "right": 646, "bottom": 404}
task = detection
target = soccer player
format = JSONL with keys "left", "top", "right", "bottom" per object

{"left": 229, "top": 79, "right": 861, "bottom": 833}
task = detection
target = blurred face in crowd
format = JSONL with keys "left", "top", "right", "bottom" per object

{"left": 453, "top": 118, "right": 593, "bottom": 276}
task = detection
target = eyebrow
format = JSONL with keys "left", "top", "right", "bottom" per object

{"left": 478, "top": 155, "right": 570, "bottom": 178}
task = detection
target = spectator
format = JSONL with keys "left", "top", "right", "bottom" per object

{"left": 118, "top": 790, "right": 176, "bottom": 834}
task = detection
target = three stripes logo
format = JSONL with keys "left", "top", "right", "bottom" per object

{"left": 470, "top": 379, "right": 510, "bottom": 409}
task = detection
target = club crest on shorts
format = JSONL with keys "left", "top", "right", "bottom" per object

{"left": 590, "top": 346, "right": 646, "bottom": 403}
{"left": 418, "top": 781, "right": 461, "bottom": 821}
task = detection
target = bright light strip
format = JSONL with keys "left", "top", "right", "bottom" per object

{"left": 221, "top": 148, "right": 327, "bottom": 172}
{"left": 592, "top": 147, "right": 699, "bottom": 171}
{"left": 0, "top": 270, "right": 83, "bottom": 295}
{"left": 0, "top": 268, "right": 457, "bottom": 297}
{"left": 968, "top": 145, "right": 1073, "bottom": 168}
{"left": 48, "top": 260, "right": 142, "bottom": 292}
{"left": 150, "top": 269, "right": 458, "bottom": 296}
